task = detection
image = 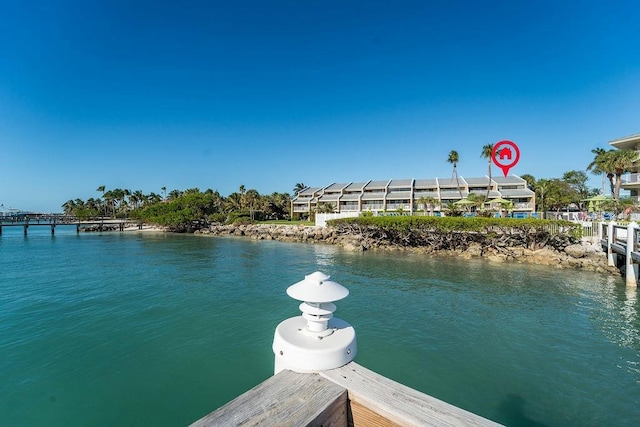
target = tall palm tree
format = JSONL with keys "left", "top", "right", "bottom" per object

{"left": 96, "top": 185, "right": 106, "bottom": 217}
{"left": 480, "top": 144, "right": 493, "bottom": 199}
{"left": 586, "top": 147, "right": 608, "bottom": 195}
{"left": 588, "top": 149, "right": 639, "bottom": 201}
{"left": 606, "top": 149, "right": 639, "bottom": 201}
{"left": 244, "top": 189, "right": 260, "bottom": 220}
{"left": 447, "top": 150, "right": 463, "bottom": 199}
{"left": 161, "top": 186, "right": 167, "bottom": 200}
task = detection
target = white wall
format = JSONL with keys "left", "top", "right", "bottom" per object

{"left": 316, "top": 212, "right": 360, "bottom": 227}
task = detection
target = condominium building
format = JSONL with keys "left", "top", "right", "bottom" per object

{"left": 292, "top": 175, "right": 535, "bottom": 218}
{"left": 610, "top": 132, "right": 640, "bottom": 201}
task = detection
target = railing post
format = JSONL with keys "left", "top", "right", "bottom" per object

{"left": 597, "top": 221, "right": 603, "bottom": 242}
{"left": 607, "top": 221, "right": 616, "bottom": 266}
{"left": 626, "top": 222, "right": 638, "bottom": 287}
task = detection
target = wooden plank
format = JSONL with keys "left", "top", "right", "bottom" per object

{"left": 320, "top": 362, "right": 502, "bottom": 427}
{"left": 190, "top": 369, "right": 348, "bottom": 427}
{"left": 349, "top": 399, "right": 402, "bottom": 426}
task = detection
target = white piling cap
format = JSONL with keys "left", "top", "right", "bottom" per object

{"left": 286, "top": 271, "right": 349, "bottom": 303}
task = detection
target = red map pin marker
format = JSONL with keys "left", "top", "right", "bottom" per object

{"left": 492, "top": 140, "right": 520, "bottom": 177}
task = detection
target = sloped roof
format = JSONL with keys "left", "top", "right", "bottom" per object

{"left": 388, "top": 179, "right": 413, "bottom": 188}
{"left": 297, "top": 187, "right": 323, "bottom": 197}
{"left": 437, "top": 177, "right": 467, "bottom": 187}
{"left": 344, "top": 182, "right": 368, "bottom": 192}
{"left": 324, "top": 183, "right": 349, "bottom": 192}
{"left": 414, "top": 179, "right": 438, "bottom": 188}
{"left": 386, "top": 191, "right": 411, "bottom": 200}
{"left": 465, "top": 177, "right": 491, "bottom": 185}
{"left": 364, "top": 180, "right": 389, "bottom": 190}
{"left": 361, "top": 192, "right": 385, "bottom": 200}
{"left": 609, "top": 132, "right": 640, "bottom": 150}
{"left": 340, "top": 193, "right": 360, "bottom": 201}
{"left": 493, "top": 176, "right": 525, "bottom": 184}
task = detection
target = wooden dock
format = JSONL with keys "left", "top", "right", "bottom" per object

{"left": 191, "top": 362, "right": 501, "bottom": 426}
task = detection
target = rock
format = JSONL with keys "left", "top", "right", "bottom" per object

{"left": 462, "top": 243, "right": 483, "bottom": 257}
{"left": 564, "top": 244, "right": 588, "bottom": 258}
{"left": 342, "top": 242, "right": 365, "bottom": 252}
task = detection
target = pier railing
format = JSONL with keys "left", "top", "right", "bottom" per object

{"left": 599, "top": 221, "right": 640, "bottom": 287}
{"left": 0, "top": 219, "right": 139, "bottom": 235}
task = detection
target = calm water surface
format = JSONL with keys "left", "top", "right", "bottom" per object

{"left": 0, "top": 226, "right": 639, "bottom": 426}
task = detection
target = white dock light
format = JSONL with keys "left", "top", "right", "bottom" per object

{"left": 273, "top": 271, "right": 357, "bottom": 374}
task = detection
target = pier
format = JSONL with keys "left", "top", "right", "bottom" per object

{"left": 192, "top": 361, "right": 500, "bottom": 426}
{"left": 0, "top": 218, "right": 138, "bottom": 235}
{"left": 599, "top": 221, "right": 640, "bottom": 287}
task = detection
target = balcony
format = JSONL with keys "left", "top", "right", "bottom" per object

{"left": 385, "top": 203, "right": 411, "bottom": 211}
{"left": 621, "top": 173, "right": 640, "bottom": 186}
{"left": 362, "top": 204, "right": 383, "bottom": 211}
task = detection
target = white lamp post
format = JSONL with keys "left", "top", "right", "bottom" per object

{"left": 272, "top": 271, "right": 357, "bottom": 374}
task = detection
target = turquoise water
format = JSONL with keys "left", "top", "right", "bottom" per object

{"left": 1, "top": 226, "right": 639, "bottom": 426}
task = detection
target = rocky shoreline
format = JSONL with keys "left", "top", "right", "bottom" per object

{"left": 194, "top": 223, "right": 618, "bottom": 274}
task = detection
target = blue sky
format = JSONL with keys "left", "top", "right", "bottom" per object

{"left": 1, "top": 0, "right": 639, "bottom": 212}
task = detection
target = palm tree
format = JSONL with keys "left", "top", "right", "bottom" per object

{"left": 480, "top": 144, "right": 493, "bottom": 199}
{"left": 244, "top": 189, "right": 260, "bottom": 220}
{"left": 447, "top": 150, "right": 463, "bottom": 199}
{"left": 161, "top": 186, "right": 167, "bottom": 200}
{"left": 168, "top": 189, "right": 182, "bottom": 201}
{"left": 589, "top": 149, "right": 638, "bottom": 201}
{"left": 224, "top": 192, "right": 243, "bottom": 213}
{"left": 587, "top": 147, "right": 608, "bottom": 195}
{"left": 147, "top": 192, "right": 162, "bottom": 205}
{"left": 62, "top": 199, "right": 77, "bottom": 216}
{"left": 293, "top": 183, "right": 306, "bottom": 196}
{"left": 417, "top": 196, "right": 437, "bottom": 216}
{"left": 96, "top": 185, "right": 106, "bottom": 217}
{"left": 606, "top": 150, "right": 639, "bottom": 201}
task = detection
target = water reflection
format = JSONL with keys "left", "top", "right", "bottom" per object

{"left": 311, "top": 244, "right": 339, "bottom": 267}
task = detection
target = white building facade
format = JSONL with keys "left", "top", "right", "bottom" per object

{"left": 292, "top": 175, "right": 535, "bottom": 219}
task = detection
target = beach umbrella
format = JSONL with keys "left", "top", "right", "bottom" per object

{"left": 581, "top": 195, "right": 608, "bottom": 202}
{"left": 581, "top": 195, "right": 608, "bottom": 213}
{"left": 489, "top": 197, "right": 512, "bottom": 205}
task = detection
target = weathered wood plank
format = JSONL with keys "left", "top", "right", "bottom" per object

{"left": 320, "top": 362, "right": 502, "bottom": 427}
{"left": 190, "top": 369, "right": 348, "bottom": 427}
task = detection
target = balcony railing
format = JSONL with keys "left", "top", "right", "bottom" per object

{"left": 622, "top": 173, "right": 640, "bottom": 185}
{"left": 362, "top": 204, "right": 383, "bottom": 211}
{"left": 514, "top": 202, "right": 532, "bottom": 209}
{"left": 385, "top": 203, "right": 411, "bottom": 211}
